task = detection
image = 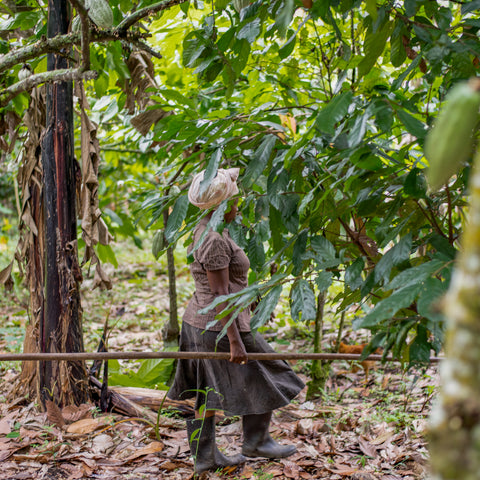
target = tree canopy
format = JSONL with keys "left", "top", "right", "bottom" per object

{"left": 1, "top": 0, "right": 480, "bottom": 365}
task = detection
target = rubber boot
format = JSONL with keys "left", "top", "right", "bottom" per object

{"left": 186, "top": 416, "right": 246, "bottom": 474}
{"left": 242, "top": 412, "right": 296, "bottom": 459}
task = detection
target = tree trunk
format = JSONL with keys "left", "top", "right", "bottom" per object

{"left": 428, "top": 151, "right": 480, "bottom": 479}
{"left": 161, "top": 209, "right": 179, "bottom": 346}
{"left": 39, "top": 0, "right": 88, "bottom": 407}
{"left": 306, "top": 291, "right": 329, "bottom": 399}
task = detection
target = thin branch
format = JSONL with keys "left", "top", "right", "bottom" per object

{"left": 0, "top": 29, "right": 149, "bottom": 75}
{"left": 415, "top": 199, "right": 447, "bottom": 238}
{"left": 0, "top": 68, "right": 98, "bottom": 108}
{"left": 132, "top": 39, "right": 163, "bottom": 59}
{"left": 0, "top": 33, "right": 81, "bottom": 74}
{"left": 116, "top": 0, "right": 188, "bottom": 32}
{"left": 445, "top": 184, "right": 454, "bottom": 244}
{"left": 68, "top": 0, "right": 91, "bottom": 71}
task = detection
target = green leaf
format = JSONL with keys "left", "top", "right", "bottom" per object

{"left": 247, "top": 235, "right": 265, "bottom": 271}
{"left": 315, "top": 270, "right": 332, "bottom": 292}
{"left": 279, "top": 34, "right": 296, "bottom": 59}
{"left": 390, "top": 25, "right": 407, "bottom": 66}
{"left": 96, "top": 244, "right": 118, "bottom": 268}
{"left": 429, "top": 235, "right": 457, "bottom": 260}
{"left": 462, "top": 0, "right": 480, "bottom": 14}
{"left": 315, "top": 91, "right": 354, "bottom": 134}
{"left": 357, "top": 20, "right": 394, "bottom": 78}
{"left": 403, "top": 167, "right": 427, "bottom": 199}
{"left": 161, "top": 89, "right": 195, "bottom": 109}
{"left": 345, "top": 257, "right": 365, "bottom": 290}
{"left": 311, "top": 235, "right": 339, "bottom": 269}
{"left": 199, "top": 148, "right": 223, "bottom": 195}
{"left": 387, "top": 259, "right": 444, "bottom": 290}
{"left": 348, "top": 110, "right": 369, "bottom": 148}
{"left": 243, "top": 135, "right": 277, "bottom": 187}
{"left": 251, "top": 285, "right": 282, "bottom": 330}
{"left": 292, "top": 230, "right": 308, "bottom": 275}
{"left": 404, "top": 0, "right": 417, "bottom": 17}
{"left": 374, "top": 234, "right": 412, "bottom": 285}
{"left": 136, "top": 358, "right": 176, "bottom": 386}
{"left": 274, "top": 0, "right": 295, "bottom": 38}
{"left": 164, "top": 195, "right": 189, "bottom": 242}
{"left": 237, "top": 18, "right": 261, "bottom": 43}
{"left": 183, "top": 32, "right": 206, "bottom": 67}
{"left": 290, "top": 279, "right": 316, "bottom": 322}
{"left": 354, "top": 283, "right": 422, "bottom": 329}
{"left": 396, "top": 109, "right": 426, "bottom": 139}
{"left": 417, "top": 277, "right": 446, "bottom": 320}
{"left": 409, "top": 324, "right": 431, "bottom": 364}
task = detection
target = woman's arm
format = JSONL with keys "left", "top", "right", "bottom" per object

{"left": 206, "top": 268, "right": 248, "bottom": 364}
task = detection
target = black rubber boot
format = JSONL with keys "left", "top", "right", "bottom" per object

{"left": 186, "top": 416, "right": 246, "bottom": 474}
{"left": 242, "top": 412, "right": 296, "bottom": 459}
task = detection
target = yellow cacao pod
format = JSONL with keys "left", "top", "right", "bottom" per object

{"left": 425, "top": 79, "right": 480, "bottom": 191}
{"left": 86, "top": 0, "right": 114, "bottom": 29}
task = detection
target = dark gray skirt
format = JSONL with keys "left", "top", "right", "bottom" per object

{"left": 167, "top": 322, "right": 305, "bottom": 416}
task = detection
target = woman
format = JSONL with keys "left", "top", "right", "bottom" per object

{"left": 168, "top": 167, "right": 304, "bottom": 474}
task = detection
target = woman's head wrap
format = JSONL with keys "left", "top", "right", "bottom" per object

{"left": 188, "top": 168, "right": 239, "bottom": 210}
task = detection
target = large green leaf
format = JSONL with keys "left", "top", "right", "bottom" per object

{"left": 290, "top": 279, "right": 316, "bottom": 322}
{"left": 243, "top": 135, "right": 277, "bottom": 187}
{"left": 354, "top": 283, "right": 422, "bottom": 329}
{"left": 374, "top": 234, "right": 412, "bottom": 285}
{"left": 315, "top": 91, "right": 354, "bottom": 134}
{"left": 251, "top": 285, "right": 282, "bottom": 330}
{"left": 164, "top": 195, "right": 189, "bottom": 243}
{"left": 396, "top": 109, "right": 427, "bottom": 140}
{"left": 357, "top": 20, "right": 394, "bottom": 78}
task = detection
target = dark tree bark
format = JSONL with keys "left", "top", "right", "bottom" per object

{"left": 40, "top": 0, "right": 88, "bottom": 407}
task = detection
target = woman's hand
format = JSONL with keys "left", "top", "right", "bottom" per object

{"left": 229, "top": 338, "right": 248, "bottom": 365}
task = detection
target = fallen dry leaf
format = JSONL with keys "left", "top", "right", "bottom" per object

{"left": 0, "top": 419, "right": 11, "bottom": 434}
{"left": 281, "top": 459, "right": 300, "bottom": 478}
{"left": 358, "top": 436, "right": 378, "bottom": 457}
{"left": 123, "top": 441, "right": 164, "bottom": 462}
{"left": 326, "top": 464, "right": 359, "bottom": 476}
{"left": 66, "top": 417, "right": 108, "bottom": 434}
{"left": 45, "top": 400, "right": 65, "bottom": 428}
{"left": 92, "top": 433, "right": 115, "bottom": 454}
{"left": 62, "top": 403, "right": 94, "bottom": 423}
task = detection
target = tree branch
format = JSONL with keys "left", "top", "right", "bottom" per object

{"left": 0, "top": 30, "right": 149, "bottom": 75}
{"left": 132, "top": 39, "right": 163, "bottom": 60}
{"left": 68, "top": 0, "right": 91, "bottom": 71}
{"left": 116, "top": 0, "right": 188, "bottom": 32}
{"left": 0, "top": 68, "right": 98, "bottom": 108}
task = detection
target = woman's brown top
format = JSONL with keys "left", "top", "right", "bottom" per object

{"left": 182, "top": 217, "right": 251, "bottom": 332}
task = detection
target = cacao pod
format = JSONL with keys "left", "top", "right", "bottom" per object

{"left": 71, "top": 15, "right": 81, "bottom": 33}
{"left": 425, "top": 79, "right": 480, "bottom": 191}
{"left": 86, "top": 0, "right": 114, "bottom": 29}
{"left": 152, "top": 230, "right": 165, "bottom": 259}
{"left": 233, "top": 0, "right": 250, "bottom": 13}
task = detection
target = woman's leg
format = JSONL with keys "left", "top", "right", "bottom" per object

{"left": 242, "top": 411, "right": 296, "bottom": 458}
{"left": 187, "top": 409, "right": 246, "bottom": 474}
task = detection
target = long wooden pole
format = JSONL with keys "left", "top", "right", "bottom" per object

{"left": 0, "top": 351, "right": 443, "bottom": 362}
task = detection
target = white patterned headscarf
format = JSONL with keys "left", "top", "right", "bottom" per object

{"left": 188, "top": 168, "right": 240, "bottom": 210}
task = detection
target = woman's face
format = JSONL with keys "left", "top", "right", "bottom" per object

{"left": 224, "top": 198, "right": 239, "bottom": 223}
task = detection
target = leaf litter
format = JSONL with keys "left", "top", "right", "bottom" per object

{"left": 0, "top": 257, "right": 438, "bottom": 479}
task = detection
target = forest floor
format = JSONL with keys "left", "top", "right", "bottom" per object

{"left": 0, "top": 242, "right": 438, "bottom": 480}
